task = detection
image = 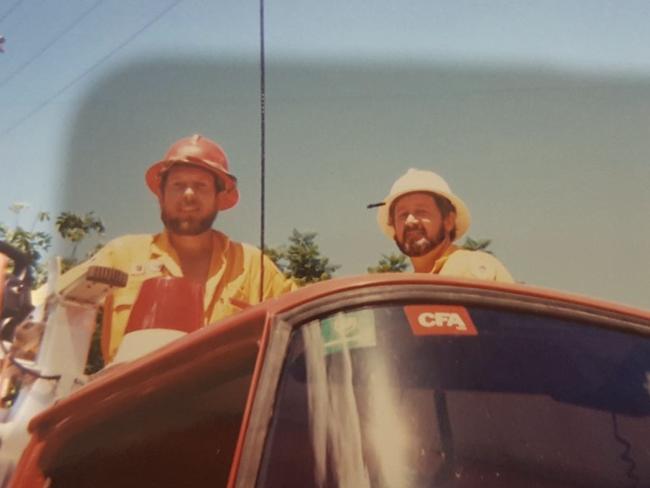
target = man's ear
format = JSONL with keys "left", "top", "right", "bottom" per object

{"left": 157, "top": 177, "right": 167, "bottom": 203}
{"left": 443, "top": 211, "right": 456, "bottom": 233}
{"left": 212, "top": 189, "right": 224, "bottom": 210}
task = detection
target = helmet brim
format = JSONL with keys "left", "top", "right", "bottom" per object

{"left": 145, "top": 158, "right": 239, "bottom": 211}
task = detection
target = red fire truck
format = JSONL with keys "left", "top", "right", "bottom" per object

{"left": 1, "top": 243, "right": 650, "bottom": 487}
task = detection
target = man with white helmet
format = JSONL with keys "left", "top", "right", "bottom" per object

{"left": 376, "top": 169, "right": 514, "bottom": 282}
{"left": 61, "top": 134, "right": 295, "bottom": 361}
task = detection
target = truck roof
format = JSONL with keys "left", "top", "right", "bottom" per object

{"left": 11, "top": 274, "right": 650, "bottom": 487}
{"left": 28, "top": 273, "right": 650, "bottom": 437}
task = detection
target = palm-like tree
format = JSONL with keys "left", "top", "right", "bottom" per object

{"left": 460, "top": 236, "right": 493, "bottom": 255}
{"left": 368, "top": 253, "right": 410, "bottom": 273}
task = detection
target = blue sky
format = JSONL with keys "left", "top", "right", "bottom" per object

{"left": 1, "top": 0, "right": 650, "bottom": 309}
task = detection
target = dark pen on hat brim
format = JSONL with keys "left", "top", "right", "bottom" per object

{"left": 366, "top": 202, "right": 386, "bottom": 209}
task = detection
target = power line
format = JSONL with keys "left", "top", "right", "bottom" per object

{"left": 0, "top": 0, "right": 184, "bottom": 139}
{"left": 0, "top": 0, "right": 25, "bottom": 25}
{"left": 0, "top": 0, "right": 105, "bottom": 89}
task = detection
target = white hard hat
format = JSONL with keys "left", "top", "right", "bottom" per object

{"left": 377, "top": 168, "right": 471, "bottom": 240}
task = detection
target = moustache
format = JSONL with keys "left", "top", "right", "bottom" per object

{"left": 403, "top": 224, "right": 427, "bottom": 238}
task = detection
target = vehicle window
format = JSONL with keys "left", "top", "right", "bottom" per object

{"left": 258, "top": 304, "right": 650, "bottom": 487}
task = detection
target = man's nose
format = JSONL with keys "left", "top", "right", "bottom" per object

{"left": 405, "top": 213, "right": 418, "bottom": 225}
{"left": 183, "top": 187, "right": 196, "bottom": 200}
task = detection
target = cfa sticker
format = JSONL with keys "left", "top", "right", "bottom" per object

{"left": 404, "top": 305, "right": 478, "bottom": 336}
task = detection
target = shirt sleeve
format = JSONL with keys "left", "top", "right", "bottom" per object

{"left": 440, "top": 250, "right": 515, "bottom": 283}
{"left": 32, "top": 239, "right": 122, "bottom": 362}
{"left": 54, "top": 239, "right": 117, "bottom": 293}
{"left": 262, "top": 254, "right": 298, "bottom": 299}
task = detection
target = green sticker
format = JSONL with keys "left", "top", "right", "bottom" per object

{"left": 321, "top": 310, "right": 377, "bottom": 355}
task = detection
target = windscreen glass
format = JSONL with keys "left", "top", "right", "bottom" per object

{"left": 258, "top": 304, "right": 650, "bottom": 487}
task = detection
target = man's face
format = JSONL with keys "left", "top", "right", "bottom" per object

{"left": 160, "top": 166, "right": 220, "bottom": 235}
{"left": 392, "top": 192, "right": 455, "bottom": 257}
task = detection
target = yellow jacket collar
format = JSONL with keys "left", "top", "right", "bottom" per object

{"left": 150, "top": 229, "right": 232, "bottom": 279}
{"left": 431, "top": 244, "right": 459, "bottom": 274}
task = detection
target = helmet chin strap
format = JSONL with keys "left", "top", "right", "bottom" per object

{"left": 366, "top": 202, "right": 385, "bottom": 209}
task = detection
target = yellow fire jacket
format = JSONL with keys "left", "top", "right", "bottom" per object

{"left": 61, "top": 230, "right": 296, "bottom": 361}
{"left": 431, "top": 245, "right": 515, "bottom": 283}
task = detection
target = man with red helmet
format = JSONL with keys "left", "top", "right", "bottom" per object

{"left": 64, "top": 135, "right": 295, "bottom": 362}
{"left": 376, "top": 169, "right": 514, "bottom": 281}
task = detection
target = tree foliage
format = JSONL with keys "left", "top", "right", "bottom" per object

{"left": 267, "top": 229, "right": 340, "bottom": 285}
{"left": 368, "top": 253, "right": 410, "bottom": 273}
{"left": 55, "top": 211, "right": 105, "bottom": 272}
{"left": 460, "top": 236, "right": 493, "bottom": 255}
{"left": 0, "top": 204, "right": 105, "bottom": 285}
{"left": 1, "top": 204, "right": 52, "bottom": 286}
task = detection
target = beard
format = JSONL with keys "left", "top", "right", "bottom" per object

{"left": 395, "top": 223, "right": 447, "bottom": 257}
{"left": 161, "top": 208, "right": 218, "bottom": 235}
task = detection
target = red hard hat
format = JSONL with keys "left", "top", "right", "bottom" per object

{"left": 145, "top": 134, "right": 239, "bottom": 211}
